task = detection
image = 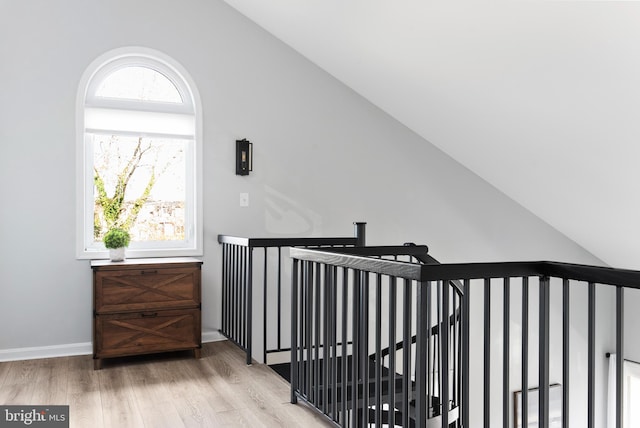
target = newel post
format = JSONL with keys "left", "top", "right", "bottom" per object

{"left": 354, "top": 222, "right": 367, "bottom": 247}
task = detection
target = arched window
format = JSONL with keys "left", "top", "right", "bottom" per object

{"left": 76, "top": 47, "right": 202, "bottom": 258}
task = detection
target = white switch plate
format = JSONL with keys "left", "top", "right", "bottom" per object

{"left": 239, "top": 193, "right": 249, "bottom": 207}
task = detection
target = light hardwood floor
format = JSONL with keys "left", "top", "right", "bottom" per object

{"left": 0, "top": 340, "right": 334, "bottom": 428}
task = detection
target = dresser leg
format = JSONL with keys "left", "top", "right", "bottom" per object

{"left": 93, "top": 358, "right": 102, "bottom": 370}
{"left": 194, "top": 348, "right": 201, "bottom": 359}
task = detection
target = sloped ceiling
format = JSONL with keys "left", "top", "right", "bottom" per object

{"left": 223, "top": 0, "right": 640, "bottom": 269}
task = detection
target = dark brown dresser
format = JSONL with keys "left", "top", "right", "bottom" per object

{"left": 91, "top": 257, "right": 202, "bottom": 369}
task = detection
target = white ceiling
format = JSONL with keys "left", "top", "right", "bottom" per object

{"left": 223, "top": 0, "right": 640, "bottom": 269}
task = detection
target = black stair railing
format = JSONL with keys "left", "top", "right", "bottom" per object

{"left": 290, "top": 246, "right": 639, "bottom": 428}
{"left": 217, "top": 222, "right": 366, "bottom": 364}
{"left": 290, "top": 245, "right": 463, "bottom": 428}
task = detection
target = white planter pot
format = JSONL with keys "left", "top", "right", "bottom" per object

{"left": 109, "top": 247, "right": 126, "bottom": 262}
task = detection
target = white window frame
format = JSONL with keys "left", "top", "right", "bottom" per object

{"left": 76, "top": 47, "right": 203, "bottom": 259}
{"left": 607, "top": 354, "right": 640, "bottom": 428}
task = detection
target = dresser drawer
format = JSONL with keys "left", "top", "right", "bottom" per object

{"left": 94, "top": 266, "right": 200, "bottom": 313}
{"left": 95, "top": 309, "right": 201, "bottom": 359}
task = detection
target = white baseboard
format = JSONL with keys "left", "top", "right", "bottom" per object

{"left": 0, "top": 329, "right": 226, "bottom": 362}
{"left": 202, "top": 330, "right": 226, "bottom": 343}
{"left": 0, "top": 342, "right": 92, "bottom": 362}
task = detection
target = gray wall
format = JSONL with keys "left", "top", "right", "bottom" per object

{"left": 0, "top": 0, "right": 614, "bottom": 425}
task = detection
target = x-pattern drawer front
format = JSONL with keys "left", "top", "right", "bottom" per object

{"left": 95, "top": 309, "right": 200, "bottom": 358}
{"left": 95, "top": 266, "right": 200, "bottom": 313}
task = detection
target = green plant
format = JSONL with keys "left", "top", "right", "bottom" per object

{"left": 103, "top": 228, "right": 131, "bottom": 249}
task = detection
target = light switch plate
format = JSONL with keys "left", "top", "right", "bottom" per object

{"left": 240, "top": 193, "right": 249, "bottom": 207}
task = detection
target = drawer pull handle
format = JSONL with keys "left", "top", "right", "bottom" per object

{"left": 141, "top": 312, "right": 159, "bottom": 318}
{"left": 141, "top": 270, "right": 158, "bottom": 275}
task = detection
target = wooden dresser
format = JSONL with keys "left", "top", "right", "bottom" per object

{"left": 91, "top": 257, "right": 203, "bottom": 369}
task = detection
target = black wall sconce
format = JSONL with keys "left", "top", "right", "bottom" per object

{"left": 235, "top": 139, "right": 253, "bottom": 176}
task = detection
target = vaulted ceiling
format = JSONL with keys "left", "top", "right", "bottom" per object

{"left": 223, "top": 1, "right": 640, "bottom": 269}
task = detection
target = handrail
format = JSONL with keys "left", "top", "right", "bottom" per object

{"left": 290, "top": 247, "right": 425, "bottom": 280}
{"left": 378, "top": 307, "right": 461, "bottom": 360}
{"left": 324, "top": 244, "right": 465, "bottom": 295}
{"left": 290, "top": 247, "right": 640, "bottom": 288}
{"left": 217, "top": 235, "right": 360, "bottom": 248}
{"left": 323, "top": 244, "right": 430, "bottom": 258}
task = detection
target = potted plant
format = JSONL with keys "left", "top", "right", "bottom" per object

{"left": 103, "top": 227, "right": 131, "bottom": 261}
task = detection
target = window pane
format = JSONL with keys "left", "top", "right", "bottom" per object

{"left": 91, "top": 133, "right": 187, "bottom": 243}
{"left": 95, "top": 66, "right": 183, "bottom": 103}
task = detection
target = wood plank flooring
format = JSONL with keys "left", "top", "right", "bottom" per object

{"left": 0, "top": 340, "right": 334, "bottom": 428}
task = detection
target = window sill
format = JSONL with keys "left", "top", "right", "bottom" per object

{"left": 77, "top": 247, "right": 203, "bottom": 260}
